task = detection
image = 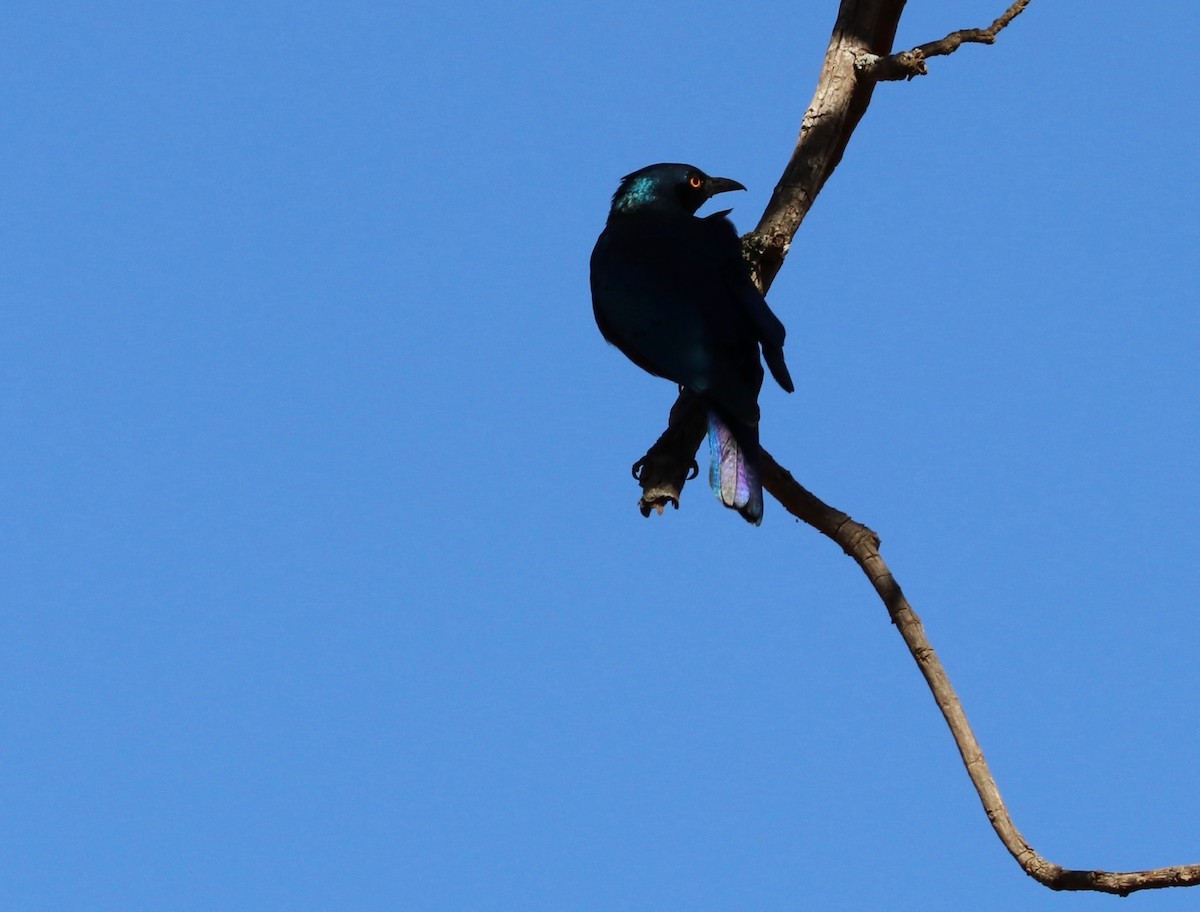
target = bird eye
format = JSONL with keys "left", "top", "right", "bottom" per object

{"left": 688, "top": 174, "right": 704, "bottom": 189}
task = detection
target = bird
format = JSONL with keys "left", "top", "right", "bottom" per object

{"left": 590, "top": 163, "right": 793, "bottom": 525}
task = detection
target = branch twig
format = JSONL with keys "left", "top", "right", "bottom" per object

{"left": 856, "top": 0, "right": 1032, "bottom": 82}
{"left": 625, "top": 0, "right": 1200, "bottom": 895}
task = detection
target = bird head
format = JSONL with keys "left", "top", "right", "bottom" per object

{"left": 610, "top": 163, "right": 746, "bottom": 216}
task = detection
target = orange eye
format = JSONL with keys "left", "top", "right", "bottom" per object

{"left": 688, "top": 174, "right": 703, "bottom": 189}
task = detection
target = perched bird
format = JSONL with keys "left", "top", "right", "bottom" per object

{"left": 590, "top": 163, "right": 793, "bottom": 525}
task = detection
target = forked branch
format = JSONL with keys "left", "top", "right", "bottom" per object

{"left": 629, "top": 0, "right": 1200, "bottom": 895}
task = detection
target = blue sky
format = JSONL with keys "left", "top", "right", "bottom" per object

{"left": 3, "top": 2, "right": 1198, "bottom": 909}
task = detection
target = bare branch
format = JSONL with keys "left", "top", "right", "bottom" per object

{"left": 747, "top": 0, "right": 906, "bottom": 290}
{"left": 620, "top": 0, "right": 1200, "bottom": 895}
{"left": 857, "top": 0, "right": 1032, "bottom": 82}
{"left": 759, "top": 450, "right": 1200, "bottom": 896}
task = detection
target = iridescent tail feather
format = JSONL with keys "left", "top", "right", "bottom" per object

{"left": 706, "top": 412, "right": 763, "bottom": 525}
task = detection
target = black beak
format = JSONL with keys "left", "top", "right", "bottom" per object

{"left": 706, "top": 176, "right": 746, "bottom": 197}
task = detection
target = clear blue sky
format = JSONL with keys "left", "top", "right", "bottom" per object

{"left": 3, "top": 2, "right": 1198, "bottom": 910}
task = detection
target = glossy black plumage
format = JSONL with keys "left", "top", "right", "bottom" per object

{"left": 590, "top": 163, "right": 793, "bottom": 524}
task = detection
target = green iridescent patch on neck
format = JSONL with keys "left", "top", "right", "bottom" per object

{"left": 613, "top": 176, "right": 658, "bottom": 212}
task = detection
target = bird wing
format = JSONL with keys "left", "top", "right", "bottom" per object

{"left": 700, "top": 212, "right": 794, "bottom": 394}
{"left": 590, "top": 209, "right": 792, "bottom": 434}
{"left": 591, "top": 218, "right": 715, "bottom": 393}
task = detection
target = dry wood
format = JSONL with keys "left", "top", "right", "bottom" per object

{"left": 628, "top": 0, "right": 1200, "bottom": 895}
{"left": 760, "top": 452, "right": 1200, "bottom": 895}
{"left": 857, "top": 0, "right": 1031, "bottom": 81}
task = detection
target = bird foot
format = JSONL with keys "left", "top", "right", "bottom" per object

{"left": 633, "top": 457, "right": 696, "bottom": 518}
{"left": 631, "top": 457, "right": 698, "bottom": 481}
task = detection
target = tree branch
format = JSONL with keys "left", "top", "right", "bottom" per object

{"left": 759, "top": 450, "right": 1200, "bottom": 896}
{"left": 624, "top": 0, "right": 1200, "bottom": 895}
{"left": 856, "top": 0, "right": 1032, "bottom": 82}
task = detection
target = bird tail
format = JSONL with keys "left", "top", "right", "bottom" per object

{"left": 707, "top": 412, "right": 763, "bottom": 526}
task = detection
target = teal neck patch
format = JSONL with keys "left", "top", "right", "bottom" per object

{"left": 613, "top": 176, "right": 659, "bottom": 213}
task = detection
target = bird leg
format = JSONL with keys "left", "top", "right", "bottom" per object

{"left": 631, "top": 389, "right": 706, "bottom": 517}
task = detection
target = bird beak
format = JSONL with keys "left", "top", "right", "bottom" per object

{"left": 706, "top": 176, "right": 746, "bottom": 197}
